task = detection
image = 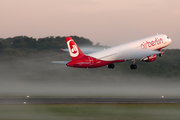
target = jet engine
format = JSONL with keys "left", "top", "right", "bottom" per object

{"left": 141, "top": 54, "right": 157, "bottom": 62}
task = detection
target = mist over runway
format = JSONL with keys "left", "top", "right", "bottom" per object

{"left": 1, "top": 97, "right": 180, "bottom": 104}
{"left": 0, "top": 52, "right": 180, "bottom": 97}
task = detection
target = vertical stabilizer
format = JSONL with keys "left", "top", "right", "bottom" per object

{"left": 66, "top": 37, "right": 86, "bottom": 60}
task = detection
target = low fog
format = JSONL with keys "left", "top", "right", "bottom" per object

{"left": 0, "top": 52, "right": 179, "bottom": 97}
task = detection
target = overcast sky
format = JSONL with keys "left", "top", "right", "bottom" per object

{"left": 0, "top": 0, "right": 179, "bottom": 48}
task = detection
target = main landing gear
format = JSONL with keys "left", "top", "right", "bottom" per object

{"left": 130, "top": 59, "right": 137, "bottom": 70}
{"left": 130, "top": 64, "right": 137, "bottom": 69}
{"left": 108, "top": 64, "right": 115, "bottom": 69}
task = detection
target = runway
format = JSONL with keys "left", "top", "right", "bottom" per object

{"left": 0, "top": 97, "right": 180, "bottom": 104}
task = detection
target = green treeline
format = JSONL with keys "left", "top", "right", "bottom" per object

{"left": 0, "top": 36, "right": 93, "bottom": 55}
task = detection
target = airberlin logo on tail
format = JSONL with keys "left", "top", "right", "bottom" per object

{"left": 67, "top": 40, "right": 79, "bottom": 57}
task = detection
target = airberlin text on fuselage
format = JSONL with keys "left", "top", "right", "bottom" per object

{"left": 140, "top": 37, "right": 163, "bottom": 49}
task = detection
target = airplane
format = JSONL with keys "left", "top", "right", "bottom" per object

{"left": 52, "top": 34, "right": 172, "bottom": 69}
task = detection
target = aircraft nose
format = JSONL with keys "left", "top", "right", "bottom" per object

{"left": 166, "top": 36, "right": 172, "bottom": 44}
{"left": 169, "top": 38, "right": 172, "bottom": 43}
{"left": 166, "top": 38, "right": 172, "bottom": 46}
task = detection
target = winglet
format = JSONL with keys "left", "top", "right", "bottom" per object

{"left": 66, "top": 37, "right": 86, "bottom": 60}
{"left": 61, "top": 48, "right": 63, "bottom": 52}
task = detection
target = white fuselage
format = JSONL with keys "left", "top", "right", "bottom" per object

{"left": 89, "top": 34, "right": 172, "bottom": 61}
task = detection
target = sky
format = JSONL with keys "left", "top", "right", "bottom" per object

{"left": 0, "top": 0, "right": 180, "bottom": 48}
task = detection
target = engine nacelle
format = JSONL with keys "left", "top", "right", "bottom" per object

{"left": 141, "top": 54, "right": 157, "bottom": 62}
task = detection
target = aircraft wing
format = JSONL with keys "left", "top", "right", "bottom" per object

{"left": 61, "top": 47, "right": 105, "bottom": 54}
{"left": 119, "top": 48, "right": 161, "bottom": 60}
{"left": 51, "top": 61, "right": 69, "bottom": 64}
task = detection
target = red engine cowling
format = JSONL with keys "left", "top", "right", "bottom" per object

{"left": 142, "top": 54, "right": 157, "bottom": 62}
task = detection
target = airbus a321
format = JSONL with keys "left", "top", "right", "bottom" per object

{"left": 52, "top": 34, "right": 172, "bottom": 69}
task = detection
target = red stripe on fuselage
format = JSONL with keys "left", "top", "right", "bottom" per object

{"left": 66, "top": 56, "right": 125, "bottom": 68}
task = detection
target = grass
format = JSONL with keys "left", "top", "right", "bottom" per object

{"left": 0, "top": 104, "right": 180, "bottom": 120}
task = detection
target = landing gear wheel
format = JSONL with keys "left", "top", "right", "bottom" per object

{"left": 159, "top": 49, "right": 163, "bottom": 57}
{"left": 159, "top": 53, "right": 163, "bottom": 57}
{"left": 130, "top": 64, "right": 137, "bottom": 69}
{"left": 133, "top": 64, "right": 137, "bottom": 69}
{"left": 108, "top": 64, "right": 115, "bottom": 69}
{"left": 130, "top": 64, "right": 134, "bottom": 69}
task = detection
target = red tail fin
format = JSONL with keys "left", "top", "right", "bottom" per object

{"left": 66, "top": 37, "right": 86, "bottom": 60}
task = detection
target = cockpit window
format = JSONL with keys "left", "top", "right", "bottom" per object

{"left": 167, "top": 37, "right": 169, "bottom": 39}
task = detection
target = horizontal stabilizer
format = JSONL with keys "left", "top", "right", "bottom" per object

{"left": 51, "top": 61, "right": 69, "bottom": 64}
